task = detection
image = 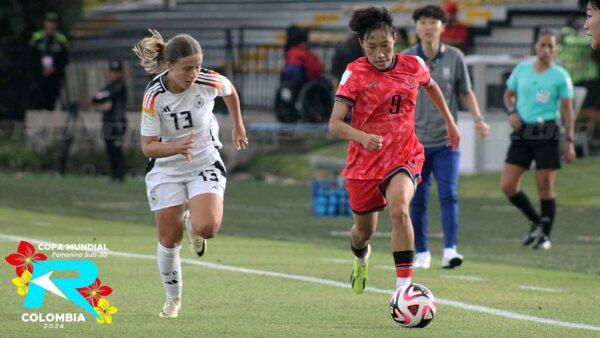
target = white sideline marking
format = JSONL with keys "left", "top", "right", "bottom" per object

{"left": 576, "top": 236, "right": 600, "bottom": 243}
{"left": 329, "top": 231, "right": 442, "bottom": 239}
{"left": 519, "top": 285, "right": 563, "bottom": 293}
{"left": 329, "top": 231, "right": 391, "bottom": 238}
{"left": 1, "top": 233, "right": 599, "bottom": 332}
{"left": 31, "top": 221, "right": 52, "bottom": 227}
{"left": 320, "top": 258, "right": 355, "bottom": 264}
{"left": 480, "top": 205, "right": 517, "bottom": 212}
{"left": 440, "top": 274, "right": 486, "bottom": 282}
{"left": 430, "top": 232, "right": 443, "bottom": 239}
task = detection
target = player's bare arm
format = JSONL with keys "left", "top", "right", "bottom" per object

{"left": 222, "top": 85, "right": 248, "bottom": 150}
{"left": 462, "top": 90, "right": 490, "bottom": 139}
{"left": 560, "top": 97, "right": 576, "bottom": 163}
{"left": 422, "top": 79, "right": 461, "bottom": 150}
{"left": 141, "top": 134, "right": 194, "bottom": 162}
{"left": 503, "top": 88, "right": 522, "bottom": 130}
{"left": 329, "top": 101, "right": 383, "bottom": 151}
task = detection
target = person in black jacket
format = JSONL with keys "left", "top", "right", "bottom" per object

{"left": 92, "top": 60, "right": 128, "bottom": 182}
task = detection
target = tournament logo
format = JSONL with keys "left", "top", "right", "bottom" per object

{"left": 4, "top": 240, "right": 118, "bottom": 326}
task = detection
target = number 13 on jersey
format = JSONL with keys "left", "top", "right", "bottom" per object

{"left": 171, "top": 111, "right": 194, "bottom": 130}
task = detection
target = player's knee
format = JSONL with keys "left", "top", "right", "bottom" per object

{"left": 193, "top": 220, "right": 221, "bottom": 239}
{"left": 359, "top": 226, "right": 375, "bottom": 239}
{"left": 501, "top": 182, "right": 516, "bottom": 196}
{"left": 388, "top": 205, "right": 410, "bottom": 226}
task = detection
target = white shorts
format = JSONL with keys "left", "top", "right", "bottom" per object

{"left": 145, "top": 161, "right": 227, "bottom": 211}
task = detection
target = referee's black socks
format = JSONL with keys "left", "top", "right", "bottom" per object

{"left": 508, "top": 191, "right": 542, "bottom": 225}
{"left": 540, "top": 198, "right": 556, "bottom": 237}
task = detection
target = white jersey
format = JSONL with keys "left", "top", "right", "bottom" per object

{"left": 141, "top": 68, "right": 232, "bottom": 175}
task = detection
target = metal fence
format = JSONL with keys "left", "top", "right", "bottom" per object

{"left": 68, "top": 27, "right": 598, "bottom": 113}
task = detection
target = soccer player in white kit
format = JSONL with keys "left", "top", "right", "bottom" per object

{"left": 133, "top": 29, "right": 248, "bottom": 318}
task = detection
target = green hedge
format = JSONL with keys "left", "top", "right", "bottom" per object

{"left": 0, "top": 141, "right": 147, "bottom": 176}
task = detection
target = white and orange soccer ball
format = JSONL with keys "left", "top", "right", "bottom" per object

{"left": 389, "top": 283, "right": 436, "bottom": 328}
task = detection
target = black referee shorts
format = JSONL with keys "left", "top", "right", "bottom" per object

{"left": 505, "top": 121, "right": 561, "bottom": 170}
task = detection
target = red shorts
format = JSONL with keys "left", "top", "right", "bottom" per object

{"left": 345, "top": 164, "right": 423, "bottom": 215}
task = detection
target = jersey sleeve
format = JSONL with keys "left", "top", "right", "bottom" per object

{"left": 335, "top": 64, "right": 360, "bottom": 107}
{"left": 197, "top": 70, "right": 233, "bottom": 98}
{"left": 558, "top": 70, "right": 574, "bottom": 99}
{"left": 413, "top": 56, "right": 431, "bottom": 86}
{"left": 140, "top": 88, "right": 161, "bottom": 137}
{"left": 219, "top": 75, "right": 233, "bottom": 97}
{"left": 454, "top": 51, "right": 472, "bottom": 95}
{"left": 506, "top": 63, "right": 521, "bottom": 91}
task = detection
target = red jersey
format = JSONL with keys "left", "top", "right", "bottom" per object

{"left": 335, "top": 54, "right": 430, "bottom": 180}
{"left": 285, "top": 46, "right": 323, "bottom": 80}
{"left": 441, "top": 21, "right": 469, "bottom": 50}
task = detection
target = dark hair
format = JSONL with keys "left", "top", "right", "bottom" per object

{"left": 536, "top": 27, "right": 559, "bottom": 41}
{"left": 412, "top": 5, "right": 447, "bottom": 24}
{"left": 349, "top": 7, "right": 395, "bottom": 40}
{"left": 579, "top": 0, "right": 600, "bottom": 10}
{"left": 284, "top": 25, "right": 309, "bottom": 52}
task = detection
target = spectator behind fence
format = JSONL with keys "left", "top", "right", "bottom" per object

{"left": 283, "top": 25, "right": 323, "bottom": 84}
{"left": 92, "top": 60, "right": 128, "bottom": 182}
{"left": 440, "top": 2, "right": 469, "bottom": 53}
{"left": 502, "top": 28, "right": 575, "bottom": 251}
{"left": 275, "top": 25, "right": 325, "bottom": 122}
{"left": 29, "top": 12, "right": 69, "bottom": 110}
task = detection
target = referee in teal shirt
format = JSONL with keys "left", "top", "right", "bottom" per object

{"left": 501, "top": 28, "right": 576, "bottom": 250}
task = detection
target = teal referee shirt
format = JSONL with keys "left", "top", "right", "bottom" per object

{"left": 506, "top": 60, "right": 574, "bottom": 124}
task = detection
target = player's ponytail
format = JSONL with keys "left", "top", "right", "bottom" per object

{"left": 133, "top": 29, "right": 167, "bottom": 74}
{"left": 133, "top": 29, "right": 202, "bottom": 74}
{"left": 349, "top": 6, "right": 394, "bottom": 41}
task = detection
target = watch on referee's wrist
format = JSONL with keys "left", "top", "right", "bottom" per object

{"left": 506, "top": 108, "right": 516, "bottom": 115}
{"left": 565, "top": 136, "right": 574, "bottom": 143}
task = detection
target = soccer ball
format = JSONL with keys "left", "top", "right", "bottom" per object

{"left": 389, "top": 283, "right": 436, "bottom": 328}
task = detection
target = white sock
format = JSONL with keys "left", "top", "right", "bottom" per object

{"left": 396, "top": 278, "right": 411, "bottom": 290}
{"left": 157, "top": 243, "right": 182, "bottom": 300}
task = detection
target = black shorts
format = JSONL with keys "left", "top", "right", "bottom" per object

{"left": 505, "top": 121, "right": 561, "bottom": 170}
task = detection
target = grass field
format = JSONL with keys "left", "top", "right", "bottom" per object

{"left": 0, "top": 157, "right": 599, "bottom": 337}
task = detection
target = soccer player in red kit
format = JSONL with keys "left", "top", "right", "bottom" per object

{"left": 329, "top": 6, "right": 460, "bottom": 294}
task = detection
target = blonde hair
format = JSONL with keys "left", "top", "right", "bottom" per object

{"left": 132, "top": 29, "right": 202, "bottom": 74}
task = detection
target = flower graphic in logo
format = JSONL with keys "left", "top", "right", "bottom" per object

{"left": 12, "top": 270, "right": 32, "bottom": 296}
{"left": 4, "top": 241, "right": 47, "bottom": 276}
{"left": 77, "top": 278, "right": 113, "bottom": 307}
{"left": 94, "top": 298, "right": 118, "bottom": 324}
{"left": 4, "top": 240, "right": 118, "bottom": 325}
